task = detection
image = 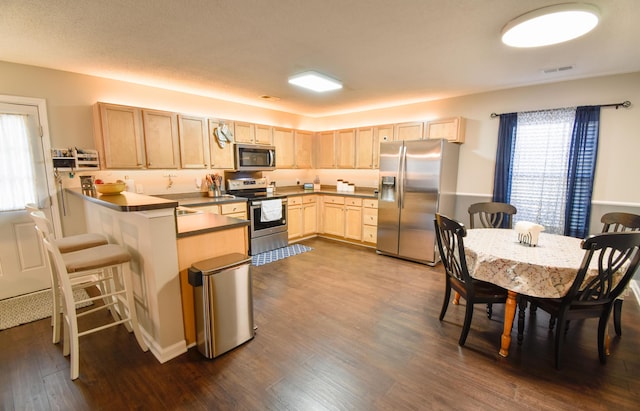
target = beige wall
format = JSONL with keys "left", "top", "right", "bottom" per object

{"left": 2, "top": 60, "right": 638, "bottom": 207}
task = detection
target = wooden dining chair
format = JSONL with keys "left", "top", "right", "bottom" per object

{"left": 465, "top": 202, "right": 516, "bottom": 317}
{"left": 434, "top": 214, "right": 508, "bottom": 346}
{"left": 518, "top": 231, "right": 640, "bottom": 369}
{"left": 600, "top": 212, "right": 640, "bottom": 336}
{"left": 468, "top": 202, "right": 517, "bottom": 229}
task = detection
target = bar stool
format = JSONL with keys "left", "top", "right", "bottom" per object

{"left": 26, "top": 205, "right": 109, "bottom": 344}
{"left": 32, "top": 212, "right": 149, "bottom": 380}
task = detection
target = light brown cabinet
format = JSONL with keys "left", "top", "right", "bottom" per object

{"left": 362, "top": 199, "right": 378, "bottom": 245}
{"left": 208, "top": 119, "right": 235, "bottom": 169}
{"left": 142, "top": 109, "right": 181, "bottom": 169}
{"left": 336, "top": 129, "right": 356, "bottom": 168}
{"left": 178, "top": 115, "right": 209, "bottom": 169}
{"left": 395, "top": 121, "right": 425, "bottom": 141}
{"left": 344, "top": 197, "right": 363, "bottom": 241}
{"left": 321, "top": 195, "right": 345, "bottom": 237}
{"left": 295, "top": 130, "right": 314, "bottom": 169}
{"left": 273, "top": 127, "right": 295, "bottom": 168}
{"left": 191, "top": 201, "right": 247, "bottom": 219}
{"left": 288, "top": 195, "right": 317, "bottom": 240}
{"left": 233, "top": 121, "right": 256, "bottom": 144}
{"left": 426, "top": 117, "right": 466, "bottom": 143}
{"left": 355, "top": 127, "right": 377, "bottom": 169}
{"left": 316, "top": 131, "right": 336, "bottom": 168}
{"left": 255, "top": 124, "right": 273, "bottom": 145}
{"left": 94, "top": 103, "right": 146, "bottom": 169}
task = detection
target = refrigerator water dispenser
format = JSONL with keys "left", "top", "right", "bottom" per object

{"left": 380, "top": 176, "right": 396, "bottom": 201}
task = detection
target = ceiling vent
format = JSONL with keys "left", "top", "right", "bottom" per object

{"left": 542, "top": 65, "right": 575, "bottom": 74}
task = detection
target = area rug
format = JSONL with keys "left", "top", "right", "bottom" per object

{"left": 252, "top": 244, "right": 313, "bottom": 267}
{"left": 0, "top": 288, "right": 92, "bottom": 331}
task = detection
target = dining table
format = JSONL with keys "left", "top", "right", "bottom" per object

{"left": 463, "top": 228, "right": 599, "bottom": 357}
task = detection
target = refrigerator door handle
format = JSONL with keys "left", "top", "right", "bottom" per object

{"left": 399, "top": 145, "right": 406, "bottom": 209}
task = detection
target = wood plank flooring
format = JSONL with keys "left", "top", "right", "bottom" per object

{"left": 1, "top": 237, "right": 639, "bottom": 410}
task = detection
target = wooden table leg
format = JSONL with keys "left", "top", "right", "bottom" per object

{"left": 453, "top": 292, "right": 460, "bottom": 305}
{"left": 499, "top": 290, "right": 517, "bottom": 357}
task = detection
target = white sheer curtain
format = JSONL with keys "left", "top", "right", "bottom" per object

{"left": 0, "top": 113, "right": 38, "bottom": 211}
{"left": 510, "top": 108, "right": 576, "bottom": 234}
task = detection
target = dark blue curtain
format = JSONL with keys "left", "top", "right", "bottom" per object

{"left": 564, "top": 106, "right": 600, "bottom": 238}
{"left": 492, "top": 113, "right": 518, "bottom": 227}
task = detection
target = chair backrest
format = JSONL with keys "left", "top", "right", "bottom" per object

{"left": 468, "top": 202, "right": 517, "bottom": 229}
{"left": 29, "top": 210, "right": 55, "bottom": 241}
{"left": 434, "top": 214, "right": 473, "bottom": 286}
{"left": 565, "top": 231, "right": 640, "bottom": 306}
{"left": 601, "top": 212, "right": 640, "bottom": 233}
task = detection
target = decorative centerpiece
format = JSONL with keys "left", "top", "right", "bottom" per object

{"left": 515, "top": 221, "right": 545, "bottom": 247}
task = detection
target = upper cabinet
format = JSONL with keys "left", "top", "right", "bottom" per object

{"left": 255, "top": 124, "right": 273, "bottom": 145}
{"left": 394, "top": 121, "right": 424, "bottom": 141}
{"left": 273, "top": 127, "right": 295, "bottom": 168}
{"left": 294, "top": 130, "right": 314, "bottom": 169}
{"left": 233, "top": 121, "right": 256, "bottom": 144}
{"left": 355, "top": 127, "right": 377, "bottom": 169}
{"left": 426, "top": 117, "right": 466, "bottom": 143}
{"left": 336, "top": 129, "right": 356, "bottom": 168}
{"left": 142, "top": 109, "right": 180, "bottom": 169}
{"left": 209, "top": 119, "right": 235, "bottom": 169}
{"left": 316, "top": 131, "right": 336, "bottom": 168}
{"left": 94, "top": 103, "right": 146, "bottom": 169}
{"left": 178, "top": 115, "right": 209, "bottom": 169}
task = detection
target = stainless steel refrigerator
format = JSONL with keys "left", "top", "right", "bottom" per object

{"left": 376, "top": 139, "right": 459, "bottom": 265}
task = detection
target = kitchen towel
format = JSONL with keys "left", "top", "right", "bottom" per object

{"left": 261, "top": 199, "right": 282, "bottom": 222}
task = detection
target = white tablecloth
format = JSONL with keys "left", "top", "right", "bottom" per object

{"left": 464, "top": 229, "right": 595, "bottom": 298}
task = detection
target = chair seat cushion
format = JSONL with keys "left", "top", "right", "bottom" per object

{"left": 62, "top": 244, "right": 131, "bottom": 273}
{"left": 450, "top": 277, "right": 508, "bottom": 300}
{"left": 54, "top": 233, "right": 108, "bottom": 253}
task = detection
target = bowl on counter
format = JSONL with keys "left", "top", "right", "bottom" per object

{"left": 95, "top": 182, "right": 126, "bottom": 195}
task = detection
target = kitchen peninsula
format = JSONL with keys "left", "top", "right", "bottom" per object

{"left": 67, "top": 188, "right": 250, "bottom": 362}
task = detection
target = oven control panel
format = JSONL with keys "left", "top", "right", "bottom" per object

{"left": 227, "top": 177, "right": 268, "bottom": 191}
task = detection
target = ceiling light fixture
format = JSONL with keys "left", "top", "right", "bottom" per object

{"left": 288, "top": 71, "right": 343, "bottom": 92}
{"left": 501, "top": 3, "right": 600, "bottom": 48}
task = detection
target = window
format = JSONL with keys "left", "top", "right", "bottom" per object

{"left": 494, "top": 106, "right": 600, "bottom": 238}
{"left": 0, "top": 113, "right": 38, "bottom": 211}
{"left": 510, "top": 108, "right": 575, "bottom": 234}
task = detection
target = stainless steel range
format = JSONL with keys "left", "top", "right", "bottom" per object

{"left": 226, "top": 172, "right": 288, "bottom": 255}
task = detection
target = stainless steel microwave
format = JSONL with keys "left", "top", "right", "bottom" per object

{"left": 234, "top": 144, "right": 276, "bottom": 171}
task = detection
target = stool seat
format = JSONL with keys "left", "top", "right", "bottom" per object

{"left": 63, "top": 244, "right": 131, "bottom": 273}
{"left": 53, "top": 233, "right": 109, "bottom": 253}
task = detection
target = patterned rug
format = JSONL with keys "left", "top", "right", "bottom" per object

{"left": 252, "top": 244, "right": 313, "bottom": 267}
{"left": 0, "top": 288, "right": 92, "bottom": 330}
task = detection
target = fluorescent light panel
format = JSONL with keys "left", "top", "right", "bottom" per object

{"left": 288, "top": 71, "right": 342, "bottom": 92}
{"left": 502, "top": 3, "right": 600, "bottom": 48}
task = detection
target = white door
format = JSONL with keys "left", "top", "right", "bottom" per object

{"left": 0, "top": 96, "right": 60, "bottom": 300}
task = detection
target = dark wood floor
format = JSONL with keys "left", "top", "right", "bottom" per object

{"left": 1, "top": 237, "right": 639, "bottom": 410}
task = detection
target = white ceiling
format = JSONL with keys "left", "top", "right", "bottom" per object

{"left": 1, "top": 0, "right": 639, "bottom": 117}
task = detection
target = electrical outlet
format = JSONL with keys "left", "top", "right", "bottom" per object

{"left": 136, "top": 184, "right": 144, "bottom": 194}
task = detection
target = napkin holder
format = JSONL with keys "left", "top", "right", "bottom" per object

{"left": 515, "top": 221, "right": 545, "bottom": 247}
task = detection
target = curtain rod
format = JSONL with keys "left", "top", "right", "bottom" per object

{"left": 490, "top": 100, "right": 631, "bottom": 118}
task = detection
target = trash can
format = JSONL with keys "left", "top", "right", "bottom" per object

{"left": 187, "top": 253, "right": 254, "bottom": 359}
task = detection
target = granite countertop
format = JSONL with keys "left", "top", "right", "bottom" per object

{"left": 66, "top": 188, "right": 178, "bottom": 212}
{"left": 275, "top": 185, "right": 378, "bottom": 199}
{"left": 175, "top": 212, "right": 249, "bottom": 238}
{"left": 155, "top": 192, "right": 247, "bottom": 207}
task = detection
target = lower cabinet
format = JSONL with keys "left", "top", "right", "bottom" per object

{"left": 288, "top": 195, "right": 317, "bottom": 240}
{"left": 191, "top": 201, "right": 247, "bottom": 219}
{"left": 362, "top": 199, "right": 378, "bottom": 245}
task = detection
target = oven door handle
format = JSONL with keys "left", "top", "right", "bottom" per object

{"left": 252, "top": 199, "right": 287, "bottom": 207}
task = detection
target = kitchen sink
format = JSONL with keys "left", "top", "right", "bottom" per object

{"left": 176, "top": 206, "right": 203, "bottom": 216}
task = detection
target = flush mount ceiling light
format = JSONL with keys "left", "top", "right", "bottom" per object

{"left": 501, "top": 3, "right": 600, "bottom": 48}
{"left": 288, "top": 71, "right": 343, "bottom": 92}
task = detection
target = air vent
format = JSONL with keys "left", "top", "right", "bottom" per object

{"left": 542, "top": 65, "right": 575, "bottom": 74}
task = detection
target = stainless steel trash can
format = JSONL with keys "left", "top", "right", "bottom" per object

{"left": 187, "top": 253, "right": 254, "bottom": 359}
